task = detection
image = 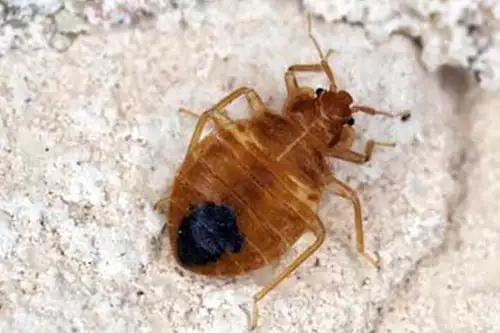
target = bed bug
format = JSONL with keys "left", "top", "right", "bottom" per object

{"left": 154, "top": 14, "right": 409, "bottom": 330}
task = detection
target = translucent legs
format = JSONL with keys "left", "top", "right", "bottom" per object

{"left": 248, "top": 221, "right": 325, "bottom": 330}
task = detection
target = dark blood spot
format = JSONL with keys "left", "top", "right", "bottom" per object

{"left": 177, "top": 202, "right": 244, "bottom": 266}
{"left": 401, "top": 113, "right": 411, "bottom": 122}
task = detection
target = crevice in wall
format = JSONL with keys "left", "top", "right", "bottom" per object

{"left": 421, "top": 64, "right": 474, "bottom": 265}
{"left": 371, "top": 65, "right": 477, "bottom": 333}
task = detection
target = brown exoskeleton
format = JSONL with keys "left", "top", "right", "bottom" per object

{"left": 154, "top": 14, "right": 409, "bottom": 330}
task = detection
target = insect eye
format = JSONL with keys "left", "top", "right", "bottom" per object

{"left": 315, "top": 88, "right": 325, "bottom": 96}
{"left": 346, "top": 117, "right": 355, "bottom": 126}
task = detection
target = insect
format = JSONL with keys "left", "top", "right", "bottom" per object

{"left": 154, "top": 14, "right": 409, "bottom": 330}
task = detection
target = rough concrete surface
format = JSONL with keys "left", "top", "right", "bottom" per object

{"left": 377, "top": 88, "right": 500, "bottom": 333}
{"left": 1, "top": 0, "right": 500, "bottom": 90}
{"left": 0, "top": 1, "right": 497, "bottom": 333}
{"left": 303, "top": 0, "right": 500, "bottom": 91}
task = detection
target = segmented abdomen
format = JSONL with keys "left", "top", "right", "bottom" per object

{"left": 167, "top": 124, "right": 322, "bottom": 276}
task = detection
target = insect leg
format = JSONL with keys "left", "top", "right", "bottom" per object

{"left": 153, "top": 197, "right": 170, "bottom": 213}
{"left": 284, "top": 14, "right": 337, "bottom": 92}
{"left": 329, "top": 126, "right": 396, "bottom": 164}
{"left": 286, "top": 62, "right": 336, "bottom": 93}
{"left": 325, "top": 175, "right": 380, "bottom": 269}
{"left": 329, "top": 140, "right": 396, "bottom": 164}
{"left": 334, "top": 126, "right": 356, "bottom": 150}
{"left": 180, "top": 87, "right": 267, "bottom": 120}
{"left": 284, "top": 71, "right": 299, "bottom": 95}
{"left": 209, "top": 86, "right": 267, "bottom": 117}
{"left": 184, "top": 109, "right": 233, "bottom": 155}
{"left": 179, "top": 108, "right": 205, "bottom": 118}
{"left": 248, "top": 222, "right": 325, "bottom": 330}
{"left": 182, "top": 86, "right": 267, "bottom": 153}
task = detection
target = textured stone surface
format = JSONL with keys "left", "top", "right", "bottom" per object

{"left": 376, "top": 88, "right": 500, "bottom": 333}
{"left": 303, "top": 0, "right": 500, "bottom": 91}
{"left": 0, "top": 1, "right": 493, "bottom": 333}
{"left": 1, "top": 1, "right": 499, "bottom": 90}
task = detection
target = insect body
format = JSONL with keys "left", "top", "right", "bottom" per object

{"left": 154, "top": 15, "right": 409, "bottom": 330}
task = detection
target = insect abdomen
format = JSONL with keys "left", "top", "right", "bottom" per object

{"left": 168, "top": 130, "right": 318, "bottom": 276}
